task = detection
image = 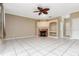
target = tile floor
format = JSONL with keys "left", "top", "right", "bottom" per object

{"left": 0, "top": 37, "right": 79, "bottom": 56}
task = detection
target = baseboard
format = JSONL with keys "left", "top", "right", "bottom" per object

{"left": 48, "top": 36, "right": 59, "bottom": 39}
{"left": 4, "top": 35, "right": 36, "bottom": 40}
{"left": 0, "top": 39, "right": 2, "bottom": 44}
{"left": 70, "top": 37, "right": 79, "bottom": 40}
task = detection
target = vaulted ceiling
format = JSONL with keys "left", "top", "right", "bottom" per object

{"left": 3, "top": 3, "right": 79, "bottom": 20}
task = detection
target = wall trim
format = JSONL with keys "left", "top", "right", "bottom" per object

{"left": 70, "top": 37, "right": 79, "bottom": 40}
{"left": 4, "top": 35, "right": 36, "bottom": 40}
{"left": 0, "top": 39, "right": 2, "bottom": 44}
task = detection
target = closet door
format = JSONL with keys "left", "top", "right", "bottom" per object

{"left": 71, "top": 18, "right": 79, "bottom": 39}
{"left": 64, "top": 18, "right": 70, "bottom": 37}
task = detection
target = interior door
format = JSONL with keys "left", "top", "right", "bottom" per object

{"left": 71, "top": 18, "right": 79, "bottom": 39}
{"left": 64, "top": 18, "right": 70, "bottom": 37}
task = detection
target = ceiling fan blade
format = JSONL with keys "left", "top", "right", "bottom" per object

{"left": 43, "top": 11, "right": 48, "bottom": 14}
{"left": 34, "top": 11, "right": 39, "bottom": 12}
{"left": 39, "top": 12, "right": 42, "bottom": 15}
{"left": 43, "top": 8, "right": 50, "bottom": 11}
{"left": 37, "top": 7, "right": 43, "bottom": 10}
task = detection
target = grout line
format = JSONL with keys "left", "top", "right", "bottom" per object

{"left": 43, "top": 41, "right": 67, "bottom": 56}
{"left": 15, "top": 39, "right": 31, "bottom": 56}
{"left": 44, "top": 40, "right": 75, "bottom": 56}
{"left": 16, "top": 39, "right": 43, "bottom": 56}
{"left": 61, "top": 40, "right": 76, "bottom": 56}
{"left": 15, "top": 38, "right": 72, "bottom": 56}
{"left": 3, "top": 37, "right": 79, "bottom": 56}
{"left": 12, "top": 47, "right": 17, "bottom": 56}
{"left": 21, "top": 38, "right": 63, "bottom": 55}
{"left": 11, "top": 41, "right": 17, "bottom": 56}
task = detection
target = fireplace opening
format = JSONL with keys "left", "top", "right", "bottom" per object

{"left": 39, "top": 29, "right": 48, "bottom": 37}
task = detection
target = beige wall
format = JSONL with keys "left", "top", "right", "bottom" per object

{"left": 71, "top": 11, "right": 79, "bottom": 18}
{"left": 71, "top": 11, "right": 79, "bottom": 39}
{"left": 5, "top": 14, "right": 36, "bottom": 39}
{"left": 37, "top": 21, "right": 49, "bottom": 29}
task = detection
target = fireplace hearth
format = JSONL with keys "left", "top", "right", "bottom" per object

{"left": 39, "top": 29, "right": 48, "bottom": 37}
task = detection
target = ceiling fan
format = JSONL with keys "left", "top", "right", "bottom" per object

{"left": 34, "top": 7, "right": 50, "bottom": 15}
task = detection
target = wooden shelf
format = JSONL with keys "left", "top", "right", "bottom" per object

{"left": 49, "top": 31, "right": 57, "bottom": 33}
{"left": 48, "top": 19, "right": 58, "bottom": 37}
{"left": 49, "top": 31, "right": 57, "bottom": 36}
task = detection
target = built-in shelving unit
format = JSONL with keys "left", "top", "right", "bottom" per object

{"left": 37, "top": 18, "right": 59, "bottom": 38}
{"left": 48, "top": 19, "right": 58, "bottom": 37}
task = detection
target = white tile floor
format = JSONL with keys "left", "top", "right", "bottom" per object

{"left": 0, "top": 37, "right": 79, "bottom": 56}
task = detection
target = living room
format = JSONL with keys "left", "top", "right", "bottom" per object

{"left": 0, "top": 3, "right": 79, "bottom": 56}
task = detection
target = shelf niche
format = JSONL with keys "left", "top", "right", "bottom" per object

{"left": 49, "top": 20, "right": 58, "bottom": 37}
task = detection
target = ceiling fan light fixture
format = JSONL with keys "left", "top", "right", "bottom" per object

{"left": 34, "top": 6, "right": 50, "bottom": 15}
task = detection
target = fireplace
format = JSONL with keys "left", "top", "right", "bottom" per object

{"left": 39, "top": 29, "right": 48, "bottom": 37}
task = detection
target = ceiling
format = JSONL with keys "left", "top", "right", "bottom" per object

{"left": 3, "top": 3, "right": 79, "bottom": 20}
